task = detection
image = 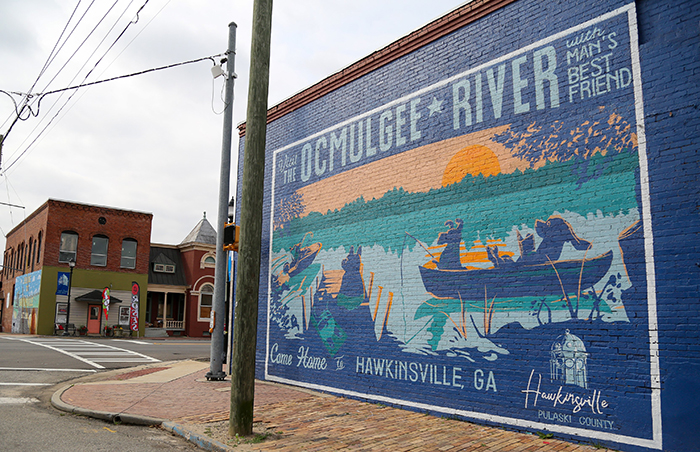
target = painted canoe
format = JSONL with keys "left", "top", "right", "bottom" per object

{"left": 419, "top": 250, "right": 613, "bottom": 300}
{"left": 285, "top": 242, "right": 322, "bottom": 277}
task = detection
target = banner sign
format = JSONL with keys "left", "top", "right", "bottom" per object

{"left": 56, "top": 272, "right": 70, "bottom": 296}
{"left": 130, "top": 282, "right": 140, "bottom": 331}
{"left": 102, "top": 287, "right": 110, "bottom": 320}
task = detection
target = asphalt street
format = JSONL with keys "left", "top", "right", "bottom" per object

{"left": 0, "top": 335, "right": 211, "bottom": 451}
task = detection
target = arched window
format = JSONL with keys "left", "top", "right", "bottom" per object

{"left": 59, "top": 231, "right": 78, "bottom": 263}
{"left": 201, "top": 252, "right": 216, "bottom": 269}
{"left": 198, "top": 284, "right": 214, "bottom": 321}
{"left": 121, "top": 238, "right": 137, "bottom": 269}
{"left": 91, "top": 235, "right": 109, "bottom": 266}
{"left": 36, "top": 231, "right": 42, "bottom": 264}
{"left": 29, "top": 237, "right": 35, "bottom": 272}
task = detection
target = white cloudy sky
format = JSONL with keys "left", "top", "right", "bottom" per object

{"left": 0, "top": 0, "right": 465, "bottom": 252}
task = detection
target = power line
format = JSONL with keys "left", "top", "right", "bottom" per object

{"left": 0, "top": 53, "right": 224, "bottom": 175}
{"left": 29, "top": 0, "right": 88, "bottom": 96}
{"left": 41, "top": 54, "right": 223, "bottom": 97}
{"left": 1, "top": 0, "right": 156, "bottom": 173}
{"left": 0, "top": 0, "right": 115, "bottom": 158}
{"left": 0, "top": 0, "right": 88, "bottom": 131}
{"left": 36, "top": 0, "right": 112, "bottom": 96}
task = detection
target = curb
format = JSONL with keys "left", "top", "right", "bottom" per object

{"left": 51, "top": 383, "right": 233, "bottom": 451}
{"left": 163, "top": 422, "right": 233, "bottom": 452}
{"left": 51, "top": 384, "right": 164, "bottom": 426}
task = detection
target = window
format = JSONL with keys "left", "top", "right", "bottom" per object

{"left": 59, "top": 231, "right": 78, "bottom": 263}
{"left": 91, "top": 235, "right": 109, "bottom": 266}
{"left": 198, "top": 284, "right": 214, "bottom": 320}
{"left": 119, "top": 306, "right": 130, "bottom": 325}
{"left": 201, "top": 253, "right": 216, "bottom": 269}
{"left": 28, "top": 238, "right": 33, "bottom": 269}
{"left": 121, "top": 238, "right": 137, "bottom": 269}
{"left": 36, "top": 231, "right": 42, "bottom": 264}
{"left": 153, "top": 263, "right": 175, "bottom": 273}
{"left": 29, "top": 238, "right": 35, "bottom": 272}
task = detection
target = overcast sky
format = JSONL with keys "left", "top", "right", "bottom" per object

{"left": 0, "top": 0, "right": 466, "bottom": 254}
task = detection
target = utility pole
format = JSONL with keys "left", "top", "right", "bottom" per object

{"left": 206, "top": 22, "right": 237, "bottom": 381}
{"left": 229, "top": 0, "right": 273, "bottom": 437}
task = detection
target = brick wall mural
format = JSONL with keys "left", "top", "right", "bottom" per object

{"left": 239, "top": 1, "right": 700, "bottom": 450}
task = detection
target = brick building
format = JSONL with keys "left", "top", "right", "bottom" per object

{"left": 1, "top": 199, "right": 151, "bottom": 335}
{"left": 237, "top": 1, "right": 700, "bottom": 451}
{"left": 146, "top": 214, "right": 217, "bottom": 337}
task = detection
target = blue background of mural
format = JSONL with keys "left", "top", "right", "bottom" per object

{"left": 235, "top": 1, "right": 700, "bottom": 451}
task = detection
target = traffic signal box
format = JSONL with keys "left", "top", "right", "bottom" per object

{"left": 223, "top": 223, "right": 239, "bottom": 252}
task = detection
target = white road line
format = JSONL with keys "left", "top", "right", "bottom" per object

{"left": 89, "top": 359, "right": 157, "bottom": 363}
{"left": 0, "top": 383, "right": 51, "bottom": 386}
{"left": 13, "top": 338, "right": 160, "bottom": 368}
{"left": 18, "top": 340, "right": 104, "bottom": 369}
{"left": 112, "top": 339, "right": 150, "bottom": 345}
{"left": 0, "top": 367, "right": 97, "bottom": 373}
{"left": 0, "top": 397, "right": 40, "bottom": 404}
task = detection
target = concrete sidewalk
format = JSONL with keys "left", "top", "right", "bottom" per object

{"left": 52, "top": 360, "right": 612, "bottom": 451}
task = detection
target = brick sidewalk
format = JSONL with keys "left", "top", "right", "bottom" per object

{"left": 59, "top": 364, "right": 612, "bottom": 451}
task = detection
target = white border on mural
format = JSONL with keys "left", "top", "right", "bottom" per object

{"left": 265, "top": 3, "right": 661, "bottom": 449}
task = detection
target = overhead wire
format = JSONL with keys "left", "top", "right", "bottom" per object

{"left": 35, "top": 0, "right": 110, "bottom": 96}
{"left": 0, "top": 0, "right": 88, "bottom": 131}
{"left": 1, "top": 54, "right": 224, "bottom": 175}
{"left": 2, "top": 0, "right": 149, "bottom": 173}
{"left": 37, "top": 0, "right": 172, "bottom": 126}
{"left": 29, "top": 0, "right": 88, "bottom": 97}
{"left": 1, "top": 0, "right": 172, "bottom": 179}
{"left": 0, "top": 0, "right": 115, "bottom": 149}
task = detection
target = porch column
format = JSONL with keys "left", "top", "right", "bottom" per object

{"left": 163, "top": 291, "right": 169, "bottom": 328}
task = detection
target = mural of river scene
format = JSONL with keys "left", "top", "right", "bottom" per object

{"left": 259, "top": 5, "right": 658, "bottom": 449}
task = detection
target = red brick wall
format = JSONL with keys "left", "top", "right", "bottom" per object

{"left": 1, "top": 200, "right": 152, "bottom": 332}
{"left": 179, "top": 246, "right": 215, "bottom": 336}
{"left": 42, "top": 200, "right": 152, "bottom": 273}
{"left": 1, "top": 202, "right": 50, "bottom": 331}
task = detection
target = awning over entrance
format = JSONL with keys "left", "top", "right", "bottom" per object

{"left": 74, "top": 290, "right": 123, "bottom": 304}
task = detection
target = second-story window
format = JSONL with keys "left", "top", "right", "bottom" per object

{"left": 121, "top": 238, "right": 137, "bottom": 269}
{"left": 36, "top": 231, "right": 42, "bottom": 264}
{"left": 59, "top": 231, "right": 78, "bottom": 263}
{"left": 91, "top": 235, "right": 109, "bottom": 266}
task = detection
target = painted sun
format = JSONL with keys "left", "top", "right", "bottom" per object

{"left": 442, "top": 144, "right": 501, "bottom": 186}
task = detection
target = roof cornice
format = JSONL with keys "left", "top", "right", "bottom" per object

{"left": 238, "top": 0, "right": 517, "bottom": 136}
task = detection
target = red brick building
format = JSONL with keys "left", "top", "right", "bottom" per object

{"left": 146, "top": 214, "right": 217, "bottom": 337}
{"left": 1, "top": 199, "right": 152, "bottom": 335}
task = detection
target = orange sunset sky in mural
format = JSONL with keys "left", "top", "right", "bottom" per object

{"left": 292, "top": 125, "right": 532, "bottom": 218}
{"left": 442, "top": 144, "right": 502, "bottom": 186}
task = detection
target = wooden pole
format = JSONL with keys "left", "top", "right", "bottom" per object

{"left": 229, "top": 0, "right": 273, "bottom": 437}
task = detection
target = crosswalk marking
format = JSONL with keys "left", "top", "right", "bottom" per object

{"left": 13, "top": 338, "right": 160, "bottom": 369}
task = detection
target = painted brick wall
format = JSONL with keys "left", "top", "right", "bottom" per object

{"left": 235, "top": 1, "right": 700, "bottom": 451}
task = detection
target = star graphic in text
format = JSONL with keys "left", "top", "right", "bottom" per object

{"left": 427, "top": 97, "right": 444, "bottom": 116}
